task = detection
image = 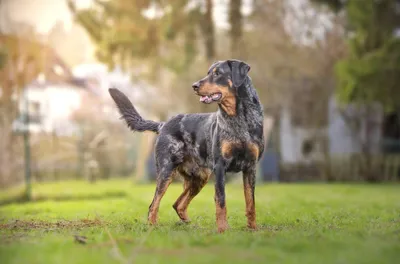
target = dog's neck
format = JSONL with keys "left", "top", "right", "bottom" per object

{"left": 216, "top": 77, "right": 263, "bottom": 136}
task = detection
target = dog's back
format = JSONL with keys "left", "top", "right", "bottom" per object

{"left": 155, "top": 113, "right": 216, "bottom": 168}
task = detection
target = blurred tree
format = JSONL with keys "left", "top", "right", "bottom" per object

{"left": 313, "top": 0, "right": 400, "bottom": 181}
{"left": 0, "top": 30, "right": 72, "bottom": 187}
{"left": 47, "top": 22, "right": 95, "bottom": 67}
{"left": 246, "top": 0, "right": 346, "bottom": 110}
{"left": 68, "top": 0, "right": 216, "bottom": 115}
{"left": 68, "top": 0, "right": 156, "bottom": 72}
{"left": 229, "top": 0, "right": 243, "bottom": 57}
{"left": 71, "top": 93, "right": 137, "bottom": 181}
{"left": 202, "top": 0, "right": 215, "bottom": 60}
{"left": 244, "top": 0, "right": 348, "bottom": 180}
{"left": 68, "top": 0, "right": 207, "bottom": 74}
{"left": 313, "top": 0, "right": 400, "bottom": 111}
{"left": 336, "top": 0, "right": 400, "bottom": 111}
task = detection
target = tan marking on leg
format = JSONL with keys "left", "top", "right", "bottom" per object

{"left": 243, "top": 171, "right": 257, "bottom": 230}
{"left": 215, "top": 197, "right": 228, "bottom": 233}
{"left": 173, "top": 169, "right": 211, "bottom": 222}
{"left": 148, "top": 171, "right": 175, "bottom": 225}
{"left": 173, "top": 180, "right": 191, "bottom": 222}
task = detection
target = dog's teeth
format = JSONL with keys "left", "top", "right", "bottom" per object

{"left": 211, "top": 93, "right": 221, "bottom": 100}
{"left": 200, "top": 96, "right": 208, "bottom": 102}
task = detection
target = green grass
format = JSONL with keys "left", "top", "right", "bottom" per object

{"left": 0, "top": 180, "right": 399, "bottom": 264}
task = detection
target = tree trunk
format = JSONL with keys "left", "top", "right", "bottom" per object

{"left": 199, "top": 0, "right": 215, "bottom": 113}
{"left": 0, "top": 100, "right": 18, "bottom": 187}
{"left": 0, "top": 131, "right": 12, "bottom": 187}
{"left": 202, "top": 0, "right": 215, "bottom": 60}
{"left": 229, "top": 0, "right": 243, "bottom": 57}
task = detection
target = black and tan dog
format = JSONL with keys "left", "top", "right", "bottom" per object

{"left": 109, "top": 59, "right": 264, "bottom": 233}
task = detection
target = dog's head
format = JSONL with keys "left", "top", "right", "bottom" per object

{"left": 192, "top": 59, "right": 251, "bottom": 105}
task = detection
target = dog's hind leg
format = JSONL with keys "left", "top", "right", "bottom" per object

{"left": 173, "top": 169, "right": 211, "bottom": 222}
{"left": 148, "top": 165, "right": 176, "bottom": 225}
{"left": 172, "top": 180, "right": 191, "bottom": 222}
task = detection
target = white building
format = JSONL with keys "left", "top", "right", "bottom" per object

{"left": 278, "top": 96, "right": 383, "bottom": 164}
{"left": 13, "top": 79, "right": 91, "bottom": 135}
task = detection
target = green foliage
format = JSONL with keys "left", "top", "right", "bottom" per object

{"left": 68, "top": 0, "right": 155, "bottom": 69}
{"left": 0, "top": 34, "right": 49, "bottom": 91}
{"left": 314, "top": 0, "right": 400, "bottom": 111}
{"left": 336, "top": 38, "right": 400, "bottom": 110}
{"left": 335, "top": 0, "right": 400, "bottom": 110}
{"left": 1, "top": 180, "right": 400, "bottom": 263}
{"left": 68, "top": 0, "right": 203, "bottom": 74}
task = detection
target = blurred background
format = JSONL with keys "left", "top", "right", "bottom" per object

{"left": 0, "top": 0, "right": 400, "bottom": 193}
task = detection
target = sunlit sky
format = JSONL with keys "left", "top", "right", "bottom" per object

{"left": 1, "top": 0, "right": 257, "bottom": 33}
{"left": 1, "top": 0, "right": 330, "bottom": 47}
{"left": 1, "top": 0, "right": 92, "bottom": 33}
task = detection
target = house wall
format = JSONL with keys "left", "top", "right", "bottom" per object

{"left": 279, "top": 97, "right": 383, "bottom": 164}
{"left": 328, "top": 97, "right": 383, "bottom": 155}
{"left": 15, "top": 83, "right": 84, "bottom": 135}
{"left": 328, "top": 98, "right": 361, "bottom": 154}
{"left": 279, "top": 107, "right": 324, "bottom": 163}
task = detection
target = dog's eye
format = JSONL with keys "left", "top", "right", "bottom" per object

{"left": 213, "top": 71, "right": 219, "bottom": 77}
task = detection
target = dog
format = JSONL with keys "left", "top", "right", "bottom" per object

{"left": 109, "top": 59, "right": 264, "bottom": 233}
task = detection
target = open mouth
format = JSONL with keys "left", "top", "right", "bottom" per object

{"left": 199, "top": 93, "right": 222, "bottom": 104}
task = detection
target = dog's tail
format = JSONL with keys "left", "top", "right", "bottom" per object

{"left": 108, "top": 88, "right": 164, "bottom": 134}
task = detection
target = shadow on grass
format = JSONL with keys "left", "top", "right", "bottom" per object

{"left": 0, "top": 191, "right": 127, "bottom": 207}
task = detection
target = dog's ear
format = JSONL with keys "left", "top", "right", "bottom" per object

{"left": 228, "top": 60, "right": 251, "bottom": 88}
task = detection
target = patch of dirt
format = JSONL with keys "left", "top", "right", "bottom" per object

{"left": 0, "top": 191, "right": 127, "bottom": 206}
{"left": 0, "top": 218, "right": 103, "bottom": 230}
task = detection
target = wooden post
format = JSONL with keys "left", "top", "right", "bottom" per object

{"left": 23, "top": 94, "right": 32, "bottom": 200}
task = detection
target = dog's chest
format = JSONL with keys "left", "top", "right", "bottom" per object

{"left": 220, "top": 140, "right": 259, "bottom": 172}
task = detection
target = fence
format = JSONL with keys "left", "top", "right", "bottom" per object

{"left": 279, "top": 154, "right": 400, "bottom": 182}
{"left": 2, "top": 133, "right": 400, "bottom": 189}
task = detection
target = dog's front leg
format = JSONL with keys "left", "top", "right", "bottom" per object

{"left": 243, "top": 166, "right": 257, "bottom": 230}
{"left": 214, "top": 159, "right": 228, "bottom": 233}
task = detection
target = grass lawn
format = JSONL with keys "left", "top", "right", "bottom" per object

{"left": 0, "top": 180, "right": 399, "bottom": 264}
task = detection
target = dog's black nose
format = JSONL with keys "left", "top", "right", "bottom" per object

{"left": 192, "top": 82, "right": 200, "bottom": 91}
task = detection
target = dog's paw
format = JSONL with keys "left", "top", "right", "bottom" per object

{"left": 247, "top": 223, "right": 257, "bottom": 231}
{"left": 217, "top": 224, "right": 229, "bottom": 233}
{"left": 147, "top": 215, "right": 158, "bottom": 226}
{"left": 247, "top": 225, "right": 258, "bottom": 232}
{"left": 174, "top": 219, "right": 190, "bottom": 226}
{"left": 180, "top": 218, "right": 191, "bottom": 224}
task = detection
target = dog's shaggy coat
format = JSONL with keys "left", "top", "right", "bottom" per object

{"left": 109, "top": 59, "right": 264, "bottom": 233}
